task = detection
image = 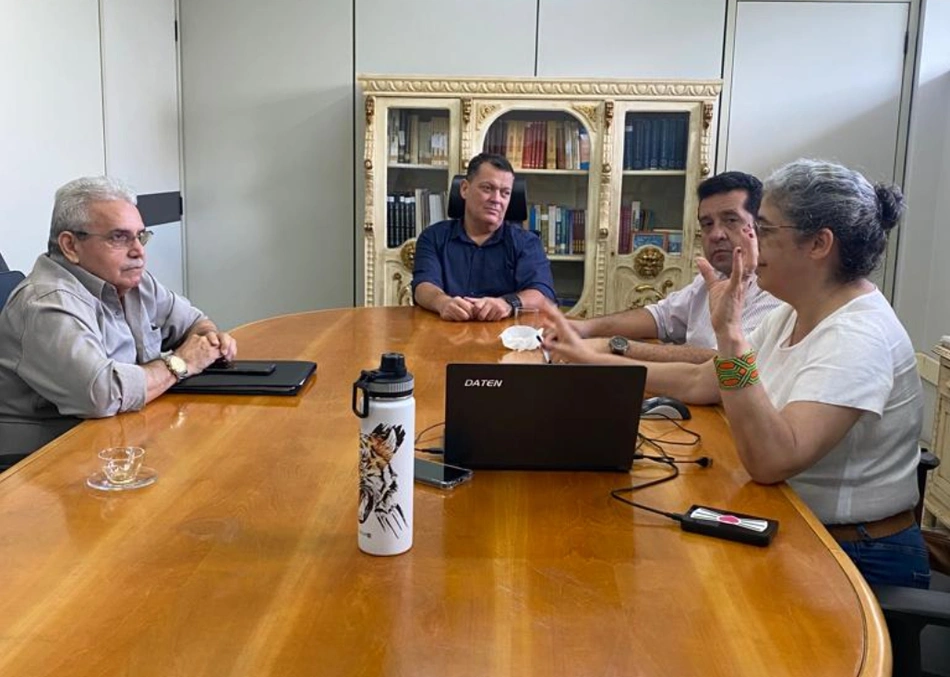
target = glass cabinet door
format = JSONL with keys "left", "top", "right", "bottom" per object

{"left": 605, "top": 104, "right": 699, "bottom": 313}
{"left": 481, "top": 109, "right": 593, "bottom": 312}
{"left": 383, "top": 105, "right": 454, "bottom": 250}
{"left": 367, "top": 98, "right": 459, "bottom": 307}
{"left": 617, "top": 111, "right": 690, "bottom": 257}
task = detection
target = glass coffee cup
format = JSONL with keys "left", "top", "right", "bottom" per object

{"left": 98, "top": 446, "right": 145, "bottom": 484}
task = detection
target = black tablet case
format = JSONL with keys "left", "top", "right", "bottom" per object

{"left": 168, "top": 360, "right": 317, "bottom": 396}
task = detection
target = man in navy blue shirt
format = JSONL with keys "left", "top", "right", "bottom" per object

{"left": 412, "top": 153, "right": 556, "bottom": 321}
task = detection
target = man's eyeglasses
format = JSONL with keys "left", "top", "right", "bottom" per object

{"left": 70, "top": 229, "right": 154, "bottom": 249}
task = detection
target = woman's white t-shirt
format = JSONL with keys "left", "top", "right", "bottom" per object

{"left": 748, "top": 290, "right": 922, "bottom": 525}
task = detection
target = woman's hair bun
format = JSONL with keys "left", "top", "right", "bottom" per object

{"left": 874, "top": 183, "right": 905, "bottom": 232}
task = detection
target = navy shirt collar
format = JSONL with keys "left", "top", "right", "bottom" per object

{"left": 450, "top": 219, "right": 506, "bottom": 247}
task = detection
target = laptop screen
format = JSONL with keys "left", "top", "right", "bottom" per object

{"left": 443, "top": 363, "right": 647, "bottom": 472}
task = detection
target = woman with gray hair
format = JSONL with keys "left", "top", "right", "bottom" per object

{"left": 545, "top": 159, "right": 928, "bottom": 588}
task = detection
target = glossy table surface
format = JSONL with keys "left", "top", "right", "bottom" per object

{"left": 0, "top": 307, "right": 888, "bottom": 677}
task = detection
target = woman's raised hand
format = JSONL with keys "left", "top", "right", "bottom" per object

{"left": 696, "top": 246, "right": 747, "bottom": 343}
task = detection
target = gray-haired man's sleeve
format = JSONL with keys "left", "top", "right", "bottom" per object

{"left": 19, "top": 292, "right": 147, "bottom": 418}
{"left": 142, "top": 272, "right": 207, "bottom": 350}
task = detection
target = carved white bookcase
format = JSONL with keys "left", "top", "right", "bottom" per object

{"left": 358, "top": 75, "right": 721, "bottom": 316}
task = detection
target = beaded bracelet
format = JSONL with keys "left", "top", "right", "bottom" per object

{"left": 714, "top": 350, "right": 760, "bottom": 390}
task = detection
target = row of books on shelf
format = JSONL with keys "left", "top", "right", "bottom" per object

{"left": 623, "top": 114, "right": 689, "bottom": 171}
{"left": 388, "top": 111, "right": 450, "bottom": 166}
{"left": 618, "top": 201, "right": 648, "bottom": 254}
{"left": 621, "top": 230, "right": 683, "bottom": 254}
{"left": 386, "top": 191, "right": 587, "bottom": 256}
{"left": 484, "top": 119, "right": 591, "bottom": 171}
{"left": 386, "top": 190, "right": 447, "bottom": 248}
{"left": 525, "top": 204, "right": 586, "bottom": 256}
{"left": 618, "top": 200, "right": 682, "bottom": 254}
{"left": 385, "top": 193, "right": 679, "bottom": 256}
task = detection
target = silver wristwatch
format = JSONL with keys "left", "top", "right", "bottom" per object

{"left": 608, "top": 336, "right": 630, "bottom": 356}
{"left": 160, "top": 351, "right": 189, "bottom": 382}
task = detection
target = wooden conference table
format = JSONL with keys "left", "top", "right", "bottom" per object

{"left": 0, "top": 307, "right": 888, "bottom": 677}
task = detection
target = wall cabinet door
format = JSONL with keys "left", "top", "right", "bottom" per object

{"left": 721, "top": 0, "right": 909, "bottom": 291}
{"left": 101, "top": 0, "right": 183, "bottom": 293}
{"left": 1, "top": 0, "right": 104, "bottom": 271}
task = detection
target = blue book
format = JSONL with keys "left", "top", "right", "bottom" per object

{"left": 632, "top": 118, "right": 646, "bottom": 170}
{"left": 675, "top": 115, "right": 688, "bottom": 169}
{"left": 647, "top": 117, "right": 660, "bottom": 170}
{"left": 659, "top": 116, "right": 671, "bottom": 170}
{"left": 624, "top": 118, "right": 634, "bottom": 170}
{"left": 579, "top": 129, "right": 590, "bottom": 170}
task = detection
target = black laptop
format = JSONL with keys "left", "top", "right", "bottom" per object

{"left": 443, "top": 363, "right": 647, "bottom": 471}
{"left": 168, "top": 360, "right": 317, "bottom": 396}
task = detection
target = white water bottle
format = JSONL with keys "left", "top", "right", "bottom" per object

{"left": 352, "top": 353, "right": 415, "bottom": 556}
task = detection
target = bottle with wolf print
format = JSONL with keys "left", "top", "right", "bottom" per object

{"left": 352, "top": 353, "right": 415, "bottom": 555}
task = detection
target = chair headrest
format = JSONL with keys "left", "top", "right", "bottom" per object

{"left": 446, "top": 174, "right": 528, "bottom": 223}
{"left": 0, "top": 270, "right": 25, "bottom": 310}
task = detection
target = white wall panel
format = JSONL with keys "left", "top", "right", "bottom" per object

{"left": 181, "top": 0, "right": 354, "bottom": 329}
{"left": 896, "top": 0, "right": 950, "bottom": 351}
{"left": 723, "top": 1, "right": 908, "bottom": 291}
{"left": 356, "top": 0, "right": 536, "bottom": 76}
{"left": 538, "top": 0, "right": 726, "bottom": 79}
{"left": 100, "top": 0, "right": 180, "bottom": 194}
{"left": 0, "top": 1, "right": 105, "bottom": 272}
{"left": 101, "top": 0, "right": 183, "bottom": 293}
{"left": 724, "top": 2, "right": 907, "bottom": 182}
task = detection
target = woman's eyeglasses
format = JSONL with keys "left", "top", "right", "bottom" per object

{"left": 753, "top": 221, "right": 798, "bottom": 236}
{"left": 698, "top": 216, "right": 751, "bottom": 233}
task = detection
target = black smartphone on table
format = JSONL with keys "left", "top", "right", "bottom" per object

{"left": 203, "top": 360, "right": 277, "bottom": 376}
{"left": 414, "top": 458, "right": 473, "bottom": 489}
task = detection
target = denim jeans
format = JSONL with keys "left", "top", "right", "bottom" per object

{"left": 838, "top": 524, "right": 931, "bottom": 589}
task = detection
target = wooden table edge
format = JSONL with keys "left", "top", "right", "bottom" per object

{"left": 0, "top": 420, "right": 88, "bottom": 484}
{"left": 711, "top": 406, "right": 891, "bottom": 677}
{"left": 777, "top": 483, "right": 891, "bottom": 677}
{"left": 231, "top": 306, "right": 363, "bottom": 332}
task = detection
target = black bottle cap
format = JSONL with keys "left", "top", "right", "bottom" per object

{"left": 378, "top": 353, "right": 407, "bottom": 378}
{"left": 354, "top": 352, "right": 414, "bottom": 397}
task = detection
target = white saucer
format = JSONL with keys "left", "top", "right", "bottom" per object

{"left": 86, "top": 467, "right": 158, "bottom": 492}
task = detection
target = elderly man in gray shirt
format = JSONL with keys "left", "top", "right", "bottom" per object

{"left": 0, "top": 176, "right": 237, "bottom": 467}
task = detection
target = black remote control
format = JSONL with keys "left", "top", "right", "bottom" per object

{"left": 679, "top": 505, "right": 779, "bottom": 547}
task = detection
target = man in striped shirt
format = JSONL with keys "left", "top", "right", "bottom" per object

{"left": 569, "top": 171, "right": 780, "bottom": 363}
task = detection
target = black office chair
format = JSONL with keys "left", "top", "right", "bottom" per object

{"left": 0, "top": 270, "right": 25, "bottom": 310}
{"left": 0, "top": 265, "right": 29, "bottom": 471}
{"left": 446, "top": 174, "right": 528, "bottom": 222}
{"left": 873, "top": 450, "right": 950, "bottom": 677}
